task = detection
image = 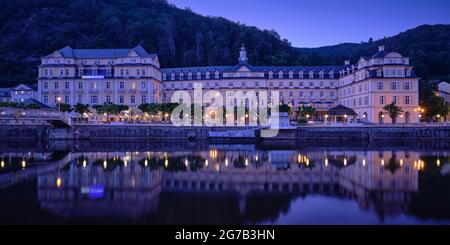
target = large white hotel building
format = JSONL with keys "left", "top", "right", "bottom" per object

{"left": 38, "top": 45, "right": 419, "bottom": 124}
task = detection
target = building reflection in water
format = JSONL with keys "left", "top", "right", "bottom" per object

{"left": 23, "top": 146, "right": 448, "bottom": 224}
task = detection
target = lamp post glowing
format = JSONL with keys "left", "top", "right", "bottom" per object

{"left": 57, "top": 96, "right": 62, "bottom": 111}
{"left": 56, "top": 177, "right": 62, "bottom": 188}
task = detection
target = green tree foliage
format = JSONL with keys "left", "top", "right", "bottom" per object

{"left": 0, "top": 102, "right": 41, "bottom": 109}
{"left": 0, "top": 0, "right": 297, "bottom": 86}
{"left": 0, "top": 0, "right": 448, "bottom": 106}
{"left": 58, "top": 103, "right": 72, "bottom": 112}
{"left": 277, "top": 104, "right": 292, "bottom": 113}
{"left": 422, "top": 96, "right": 449, "bottom": 120}
{"left": 93, "top": 102, "right": 128, "bottom": 116}
{"left": 139, "top": 103, "right": 179, "bottom": 115}
{"left": 383, "top": 102, "right": 403, "bottom": 124}
{"left": 74, "top": 103, "right": 90, "bottom": 115}
{"left": 297, "top": 106, "right": 315, "bottom": 123}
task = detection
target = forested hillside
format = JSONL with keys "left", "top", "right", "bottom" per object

{"left": 0, "top": 0, "right": 449, "bottom": 90}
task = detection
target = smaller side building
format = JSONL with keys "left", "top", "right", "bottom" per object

{"left": 10, "top": 83, "right": 37, "bottom": 103}
{"left": 437, "top": 81, "right": 450, "bottom": 103}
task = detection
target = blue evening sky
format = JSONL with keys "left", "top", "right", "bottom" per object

{"left": 169, "top": 0, "right": 450, "bottom": 47}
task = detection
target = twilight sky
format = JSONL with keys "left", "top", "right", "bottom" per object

{"left": 169, "top": 0, "right": 450, "bottom": 48}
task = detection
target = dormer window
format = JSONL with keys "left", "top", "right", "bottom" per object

{"left": 319, "top": 72, "right": 324, "bottom": 79}
{"left": 171, "top": 73, "right": 175, "bottom": 80}
{"left": 180, "top": 73, "right": 184, "bottom": 80}
{"left": 206, "top": 72, "right": 210, "bottom": 79}
{"left": 215, "top": 71, "right": 219, "bottom": 79}
{"left": 188, "top": 73, "right": 192, "bottom": 80}
{"left": 269, "top": 71, "right": 273, "bottom": 79}
{"left": 289, "top": 71, "right": 293, "bottom": 79}
{"left": 197, "top": 72, "right": 201, "bottom": 79}
{"left": 299, "top": 72, "right": 304, "bottom": 78}
{"left": 309, "top": 71, "right": 314, "bottom": 78}
{"left": 278, "top": 71, "right": 283, "bottom": 78}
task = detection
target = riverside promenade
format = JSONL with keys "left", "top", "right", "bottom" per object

{"left": 1, "top": 123, "right": 450, "bottom": 141}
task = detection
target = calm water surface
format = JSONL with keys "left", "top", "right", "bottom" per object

{"left": 0, "top": 140, "right": 449, "bottom": 225}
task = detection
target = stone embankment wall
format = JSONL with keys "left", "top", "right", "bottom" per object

{"left": 258, "top": 126, "right": 450, "bottom": 140}
{"left": 1, "top": 124, "right": 450, "bottom": 141}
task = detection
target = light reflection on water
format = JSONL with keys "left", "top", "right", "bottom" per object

{"left": 0, "top": 140, "right": 450, "bottom": 225}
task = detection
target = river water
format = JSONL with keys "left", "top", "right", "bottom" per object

{"left": 0, "top": 140, "right": 449, "bottom": 225}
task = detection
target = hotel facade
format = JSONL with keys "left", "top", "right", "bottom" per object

{"left": 38, "top": 45, "right": 420, "bottom": 124}
{"left": 37, "top": 45, "right": 163, "bottom": 108}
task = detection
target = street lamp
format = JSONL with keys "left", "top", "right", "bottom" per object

{"left": 57, "top": 96, "right": 62, "bottom": 111}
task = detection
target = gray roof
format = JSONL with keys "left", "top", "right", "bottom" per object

{"left": 162, "top": 64, "right": 343, "bottom": 74}
{"left": 372, "top": 50, "right": 390, "bottom": 59}
{"left": 23, "top": 98, "right": 53, "bottom": 109}
{"left": 44, "top": 45, "right": 157, "bottom": 59}
{"left": 327, "top": 105, "right": 357, "bottom": 116}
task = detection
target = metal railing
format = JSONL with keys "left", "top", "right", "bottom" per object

{"left": 0, "top": 108, "right": 71, "bottom": 126}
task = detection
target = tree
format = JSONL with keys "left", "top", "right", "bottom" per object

{"left": 139, "top": 103, "right": 160, "bottom": 116}
{"left": 74, "top": 103, "right": 90, "bottom": 116}
{"left": 383, "top": 102, "right": 403, "bottom": 124}
{"left": 423, "top": 95, "right": 449, "bottom": 121}
{"left": 298, "top": 106, "right": 316, "bottom": 122}
{"left": 277, "top": 104, "right": 291, "bottom": 113}
{"left": 59, "top": 103, "right": 72, "bottom": 112}
{"left": 93, "top": 103, "right": 128, "bottom": 121}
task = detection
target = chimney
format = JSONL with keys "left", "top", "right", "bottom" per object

{"left": 344, "top": 60, "right": 350, "bottom": 65}
{"left": 378, "top": 45, "right": 385, "bottom": 52}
